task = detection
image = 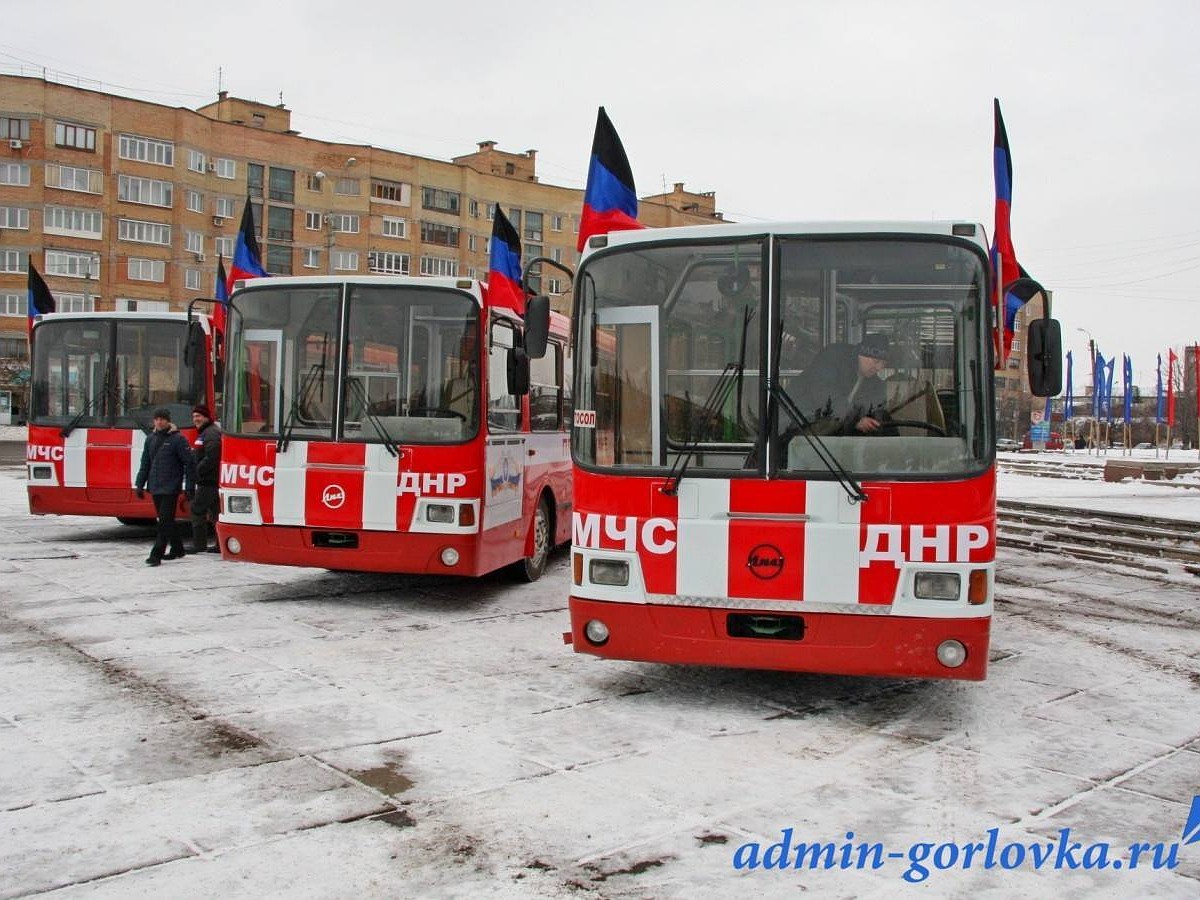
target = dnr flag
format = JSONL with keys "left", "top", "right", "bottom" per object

{"left": 577, "top": 107, "right": 643, "bottom": 252}
{"left": 227, "top": 197, "right": 268, "bottom": 291}
{"left": 487, "top": 207, "right": 525, "bottom": 314}
{"left": 212, "top": 255, "right": 231, "bottom": 344}
{"left": 991, "top": 99, "right": 1036, "bottom": 364}
{"left": 27, "top": 261, "right": 55, "bottom": 325}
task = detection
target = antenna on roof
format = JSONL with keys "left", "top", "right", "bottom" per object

{"left": 217, "top": 66, "right": 223, "bottom": 97}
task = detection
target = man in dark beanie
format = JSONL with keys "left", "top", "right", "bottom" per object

{"left": 190, "top": 404, "right": 222, "bottom": 553}
{"left": 792, "top": 337, "right": 892, "bottom": 435}
{"left": 135, "top": 408, "right": 196, "bottom": 565}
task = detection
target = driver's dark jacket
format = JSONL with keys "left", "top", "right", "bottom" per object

{"left": 791, "top": 344, "right": 888, "bottom": 435}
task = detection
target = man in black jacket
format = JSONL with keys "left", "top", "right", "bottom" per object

{"left": 189, "top": 404, "right": 222, "bottom": 554}
{"left": 792, "top": 337, "right": 892, "bottom": 435}
{"left": 135, "top": 408, "right": 196, "bottom": 566}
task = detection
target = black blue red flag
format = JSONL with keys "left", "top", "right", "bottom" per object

{"left": 991, "top": 99, "right": 1036, "bottom": 364}
{"left": 577, "top": 107, "right": 643, "bottom": 252}
{"left": 227, "top": 197, "right": 268, "bottom": 292}
{"left": 487, "top": 207, "right": 525, "bottom": 313}
{"left": 212, "top": 255, "right": 231, "bottom": 341}
{"left": 27, "top": 261, "right": 55, "bottom": 335}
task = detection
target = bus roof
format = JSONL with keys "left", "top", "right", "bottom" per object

{"left": 231, "top": 275, "right": 486, "bottom": 304}
{"left": 583, "top": 220, "right": 989, "bottom": 258}
{"left": 33, "top": 311, "right": 195, "bottom": 324}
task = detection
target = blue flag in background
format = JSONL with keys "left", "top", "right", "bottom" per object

{"left": 1156, "top": 353, "right": 1164, "bottom": 424}
{"left": 1103, "top": 357, "right": 1116, "bottom": 423}
{"left": 1092, "top": 350, "right": 1104, "bottom": 419}
{"left": 1064, "top": 351, "right": 1074, "bottom": 419}
{"left": 1122, "top": 354, "right": 1133, "bottom": 424}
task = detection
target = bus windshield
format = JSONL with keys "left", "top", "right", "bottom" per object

{"left": 31, "top": 317, "right": 203, "bottom": 429}
{"left": 227, "top": 283, "right": 480, "bottom": 444}
{"left": 574, "top": 234, "right": 991, "bottom": 478}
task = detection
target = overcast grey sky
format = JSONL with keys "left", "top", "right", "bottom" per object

{"left": 6, "top": 0, "right": 1199, "bottom": 388}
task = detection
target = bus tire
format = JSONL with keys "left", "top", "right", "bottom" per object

{"left": 513, "top": 495, "right": 552, "bottom": 583}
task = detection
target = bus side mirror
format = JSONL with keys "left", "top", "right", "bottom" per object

{"left": 507, "top": 346, "right": 530, "bottom": 396}
{"left": 524, "top": 296, "right": 550, "bottom": 359}
{"left": 1027, "top": 318, "right": 1062, "bottom": 397}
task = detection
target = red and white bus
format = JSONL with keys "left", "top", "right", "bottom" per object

{"left": 217, "top": 275, "right": 572, "bottom": 580}
{"left": 564, "top": 222, "right": 1059, "bottom": 680}
{"left": 26, "top": 312, "right": 215, "bottom": 522}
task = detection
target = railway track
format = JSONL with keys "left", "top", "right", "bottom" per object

{"left": 997, "top": 499, "right": 1200, "bottom": 577}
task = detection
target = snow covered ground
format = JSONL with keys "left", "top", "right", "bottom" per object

{"left": 0, "top": 455, "right": 1197, "bottom": 898}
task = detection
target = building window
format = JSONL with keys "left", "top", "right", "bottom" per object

{"left": 0, "top": 336, "right": 29, "bottom": 360}
{"left": 55, "top": 293, "right": 95, "bottom": 313}
{"left": 468, "top": 199, "right": 480, "bottom": 218}
{"left": 381, "top": 216, "right": 407, "bottom": 238}
{"left": 187, "top": 149, "right": 206, "bottom": 173}
{"left": 44, "top": 206, "right": 103, "bottom": 239}
{"left": 551, "top": 247, "right": 564, "bottom": 263}
{"left": 0, "top": 207, "right": 29, "bottom": 230}
{"left": 367, "top": 251, "right": 410, "bottom": 275}
{"left": 268, "top": 167, "right": 295, "bottom": 203}
{"left": 116, "top": 298, "right": 168, "bottom": 312}
{"left": 419, "top": 255, "right": 457, "bottom": 277}
{"left": 128, "top": 258, "right": 165, "bottom": 282}
{"left": 548, "top": 278, "right": 564, "bottom": 294}
{"left": 118, "top": 175, "right": 172, "bottom": 208}
{"left": 0, "top": 118, "right": 30, "bottom": 141}
{"left": 186, "top": 190, "right": 205, "bottom": 213}
{"left": 118, "top": 133, "right": 173, "bottom": 166}
{"left": 0, "top": 164, "right": 31, "bottom": 186}
{"left": 267, "top": 206, "right": 294, "bottom": 241}
{"left": 185, "top": 269, "right": 201, "bottom": 290}
{"left": 185, "top": 231, "right": 203, "bottom": 254}
{"left": 421, "top": 187, "right": 461, "bottom": 215}
{"left": 551, "top": 214, "right": 564, "bottom": 232}
{"left": 45, "top": 250, "right": 99, "bottom": 279}
{"left": 56, "top": 122, "right": 97, "bottom": 152}
{"left": 214, "top": 197, "right": 235, "bottom": 219}
{"left": 507, "top": 208, "right": 522, "bottom": 229}
{"left": 370, "top": 179, "right": 409, "bottom": 204}
{"left": 216, "top": 236, "right": 234, "bottom": 257}
{"left": 266, "top": 244, "right": 292, "bottom": 275}
{"left": 215, "top": 158, "right": 236, "bottom": 179}
{"left": 486, "top": 202, "right": 496, "bottom": 221}
{"left": 45, "top": 164, "right": 103, "bottom": 194}
{"left": 1, "top": 250, "right": 27, "bottom": 273}
{"left": 466, "top": 267, "right": 478, "bottom": 279}
{"left": 306, "top": 173, "right": 323, "bottom": 192}
{"left": 572, "top": 214, "right": 580, "bottom": 234}
{"left": 524, "top": 211, "right": 543, "bottom": 242}
{"left": 1, "top": 293, "right": 23, "bottom": 315}
{"left": 247, "top": 163, "right": 264, "bottom": 199}
{"left": 305, "top": 211, "right": 322, "bottom": 231}
{"left": 334, "top": 177, "right": 361, "bottom": 196}
{"left": 303, "top": 248, "right": 321, "bottom": 269}
{"left": 1010, "top": 339, "right": 1022, "bottom": 353}
{"left": 332, "top": 250, "right": 359, "bottom": 271}
{"left": 327, "top": 213, "right": 359, "bottom": 234}
{"left": 419, "top": 220, "right": 460, "bottom": 247}
{"left": 467, "top": 233, "right": 477, "bottom": 252}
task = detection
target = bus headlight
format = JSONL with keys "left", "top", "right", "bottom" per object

{"left": 914, "top": 571, "right": 960, "bottom": 601}
{"left": 226, "top": 536, "right": 241, "bottom": 555}
{"left": 227, "top": 495, "right": 254, "bottom": 515}
{"left": 426, "top": 504, "right": 456, "bottom": 524}
{"left": 30, "top": 465, "right": 53, "bottom": 480}
{"left": 440, "top": 547, "right": 460, "bottom": 567}
{"left": 589, "top": 559, "right": 629, "bottom": 587}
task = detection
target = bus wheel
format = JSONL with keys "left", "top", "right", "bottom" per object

{"left": 514, "top": 496, "right": 551, "bottom": 583}
{"left": 116, "top": 517, "right": 155, "bottom": 527}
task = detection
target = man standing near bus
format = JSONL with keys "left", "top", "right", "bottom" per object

{"left": 189, "top": 404, "right": 222, "bottom": 554}
{"left": 135, "top": 409, "right": 196, "bottom": 566}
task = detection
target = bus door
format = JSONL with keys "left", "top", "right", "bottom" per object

{"left": 594, "top": 306, "right": 660, "bottom": 467}
{"left": 485, "top": 320, "right": 525, "bottom": 532}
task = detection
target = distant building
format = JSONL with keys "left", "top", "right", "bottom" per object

{"left": 0, "top": 74, "right": 725, "bottom": 411}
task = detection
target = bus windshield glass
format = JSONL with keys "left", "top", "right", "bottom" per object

{"left": 574, "top": 234, "right": 990, "bottom": 478}
{"left": 227, "top": 283, "right": 480, "bottom": 444}
{"left": 31, "top": 318, "right": 203, "bottom": 429}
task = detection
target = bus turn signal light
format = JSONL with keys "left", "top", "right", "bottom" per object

{"left": 968, "top": 569, "right": 988, "bottom": 605}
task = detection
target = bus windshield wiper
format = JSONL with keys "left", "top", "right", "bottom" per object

{"left": 277, "top": 333, "right": 329, "bottom": 454}
{"left": 772, "top": 385, "right": 868, "bottom": 504}
{"left": 61, "top": 360, "right": 117, "bottom": 438}
{"left": 343, "top": 376, "right": 398, "bottom": 457}
{"left": 661, "top": 362, "right": 741, "bottom": 497}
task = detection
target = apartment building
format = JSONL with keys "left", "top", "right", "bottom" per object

{"left": 0, "top": 75, "right": 724, "bottom": 384}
